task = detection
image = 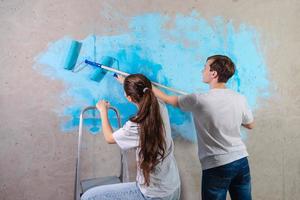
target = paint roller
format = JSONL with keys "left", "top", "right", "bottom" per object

{"left": 64, "top": 40, "right": 187, "bottom": 95}
{"left": 64, "top": 40, "right": 82, "bottom": 70}
{"left": 64, "top": 40, "right": 117, "bottom": 83}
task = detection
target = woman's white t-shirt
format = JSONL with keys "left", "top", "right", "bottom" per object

{"left": 112, "top": 99, "right": 180, "bottom": 198}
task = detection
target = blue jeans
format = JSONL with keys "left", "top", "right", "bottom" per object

{"left": 202, "top": 157, "right": 252, "bottom": 200}
{"left": 81, "top": 182, "right": 180, "bottom": 200}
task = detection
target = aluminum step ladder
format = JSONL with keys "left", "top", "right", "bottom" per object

{"left": 74, "top": 106, "right": 129, "bottom": 200}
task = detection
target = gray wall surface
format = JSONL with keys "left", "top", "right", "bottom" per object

{"left": 0, "top": 0, "right": 299, "bottom": 199}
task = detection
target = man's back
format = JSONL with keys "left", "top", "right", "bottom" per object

{"left": 178, "top": 88, "right": 253, "bottom": 170}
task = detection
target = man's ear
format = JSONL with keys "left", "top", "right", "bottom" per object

{"left": 211, "top": 70, "right": 218, "bottom": 79}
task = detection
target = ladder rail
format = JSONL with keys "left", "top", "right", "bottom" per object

{"left": 74, "top": 106, "right": 122, "bottom": 200}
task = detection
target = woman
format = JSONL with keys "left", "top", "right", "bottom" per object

{"left": 81, "top": 74, "right": 180, "bottom": 200}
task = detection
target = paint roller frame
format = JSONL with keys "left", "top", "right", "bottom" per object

{"left": 64, "top": 41, "right": 119, "bottom": 83}
{"left": 89, "top": 56, "right": 120, "bottom": 82}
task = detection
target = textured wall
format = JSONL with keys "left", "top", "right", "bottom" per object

{"left": 0, "top": 0, "right": 299, "bottom": 199}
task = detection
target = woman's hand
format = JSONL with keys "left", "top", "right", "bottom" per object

{"left": 114, "top": 74, "right": 125, "bottom": 84}
{"left": 96, "top": 100, "right": 110, "bottom": 113}
{"left": 96, "top": 100, "right": 116, "bottom": 144}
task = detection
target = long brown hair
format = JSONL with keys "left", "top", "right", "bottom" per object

{"left": 124, "top": 74, "right": 166, "bottom": 186}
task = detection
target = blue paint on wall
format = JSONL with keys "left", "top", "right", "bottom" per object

{"left": 34, "top": 12, "right": 269, "bottom": 141}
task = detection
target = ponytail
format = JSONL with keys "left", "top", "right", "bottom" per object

{"left": 124, "top": 74, "right": 166, "bottom": 186}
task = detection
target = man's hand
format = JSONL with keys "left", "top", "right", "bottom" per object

{"left": 242, "top": 122, "right": 254, "bottom": 130}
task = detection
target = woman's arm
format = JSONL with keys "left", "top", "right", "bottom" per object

{"left": 96, "top": 100, "right": 116, "bottom": 144}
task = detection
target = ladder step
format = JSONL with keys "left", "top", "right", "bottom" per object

{"left": 81, "top": 176, "right": 122, "bottom": 193}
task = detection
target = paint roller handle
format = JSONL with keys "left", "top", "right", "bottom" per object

{"left": 114, "top": 73, "right": 187, "bottom": 95}
{"left": 84, "top": 59, "right": 187, "bottom": 95}
{"left": 84, "top": 59, "right": 102, "bottom": 67}
{"left": 85, "top": 59, "right": 130, "bottom": 77}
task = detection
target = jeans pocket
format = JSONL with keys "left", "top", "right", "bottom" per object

{"left": 203, "top": 173, "right": 231, "bottom": 189}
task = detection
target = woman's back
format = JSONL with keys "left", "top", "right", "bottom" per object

{"left": 113, "top": 99, "right": 180, "bottom": 198}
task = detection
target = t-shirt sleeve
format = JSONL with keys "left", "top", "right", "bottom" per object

{"left": 241, "top": 96, "right": 254, "bottom": 124}
{"left": 113, "top": 121, "right": 139, "bottom": 150}
{"left": 178, "top": 93, "right": 198, "bottom": 111}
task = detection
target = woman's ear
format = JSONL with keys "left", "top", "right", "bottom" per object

{"left": 126, "top": 95, "right": 133, "bottom": 102}
{"left": 124, "top": 92, "right": 131, "bottom": 102}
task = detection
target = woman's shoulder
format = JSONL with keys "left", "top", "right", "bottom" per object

{"left": 156, "top": 97, "right": 166, "bottom": 106}
{"left": 123, "top": 120, "right": 139, "bottom": 132}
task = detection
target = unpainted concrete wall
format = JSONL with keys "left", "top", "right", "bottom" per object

{"left": 0, "top": 0, "right": 299, "bottom": 199}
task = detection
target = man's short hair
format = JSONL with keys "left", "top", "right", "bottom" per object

{"left": 207, "top": 55, "right": 235, "bottom": 83}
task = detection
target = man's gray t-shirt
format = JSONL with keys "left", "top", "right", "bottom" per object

{"left": 178, "top": 88, "right": 253, "bottom": 170}
{"left": 112, "top": 99, "right": 180, "bottom": 198}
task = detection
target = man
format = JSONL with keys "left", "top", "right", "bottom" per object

{"left": 152, "top": 55, "right": 254, "bottom": 200}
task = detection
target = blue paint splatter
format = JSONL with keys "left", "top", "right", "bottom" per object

{"left": 34, "top": 12, "right": 269, "bottom": 142}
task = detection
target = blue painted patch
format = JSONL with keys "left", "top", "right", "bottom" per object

{"left": 34, "top": 12, "right": 269, "bottom": 142}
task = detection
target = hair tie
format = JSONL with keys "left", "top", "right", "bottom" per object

{"left": 143, "top": 87, "right": 149, "bottom": 93}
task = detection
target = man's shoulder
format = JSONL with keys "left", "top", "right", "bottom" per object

{"left": 225, "top": 89, "right": 242, "bottom": 96}
{"left": 204, "top": 89, "right": 246, "bottom": 102}
{"left": 223, "top": 90, "right": 248, "bottom": 105}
